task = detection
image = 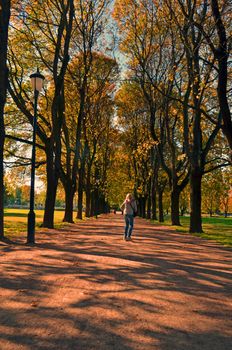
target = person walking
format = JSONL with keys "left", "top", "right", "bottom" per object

{"left": 120, "top": 193, "right": 137, "bottom": 240}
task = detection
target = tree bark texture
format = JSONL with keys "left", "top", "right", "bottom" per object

{"left": 146, "top": 178, "right": 151, "bottom": 219}
{"left": 171, "top": 188, "right": 181, "bottom": 226}
{"left": 42, "top": 141, "right": 59, "bottom": 228}
{"left": 85, "top": 166, "right": 91, "bottom": 217}
{"left": 77, "top": 164, "right": 85, "bottom": 220}
{"left": 63, "top": 179, "right": 74, "bottom": 223}
{"left": 190, "top": 170, "right": 203, "bottom": 233}
{"left": 151, "top": 176, "right": 157, "bottom": 220}
{"left": 43, "top": 1, "right": 74, "bottom": 227}
{"left": 211, "top": 0, "right": 232, "bottom": 152}
{"left": 0, "top": 1, "right": 11, "bottom": 238}
{"left": 158, "top": 189, "right": 164, "bottom": 223}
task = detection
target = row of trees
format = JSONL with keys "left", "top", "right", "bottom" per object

{"left": 4, "top": 164, "right": 231, "bottom": 217}
{"left": 1, "top": 0, "right": 119, "bottom": 239}
{"left": 113, "top": 0, "right": 231, "bottom": 232}
{"left": 0, "top": 0, "right": 231, "bottom": 239}
{"left": 114, "top": 81, "right": 231, "bottom": 220}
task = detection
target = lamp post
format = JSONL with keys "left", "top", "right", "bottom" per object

{"left": 27, "top": 69, "right": 45, "bottom": 244}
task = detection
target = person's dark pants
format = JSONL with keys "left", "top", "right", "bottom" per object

{"left": 124, "top": 214, "right": 134, "bottom": 238}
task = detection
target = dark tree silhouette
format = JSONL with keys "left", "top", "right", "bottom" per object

{"left": 210, "top": 0, "right": 232, "bottom": 154}
{"left": 0, "top": 0, "right": 11, "bottom": 239}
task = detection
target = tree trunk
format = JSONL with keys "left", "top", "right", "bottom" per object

{"left": 85, "top": 168, "right": 91, "bottom": 217}
{"left": 0, "top": 102, "right": 5, "bottom": 239}
{"left": 171, "top": 188, "right": 181, "bottom": 226}
{"left": 85, "top": 193, "right": 91, "bottom": 217}
{"left": 77, "top": 165, "right": 84, "bottom": 220}
{"left": 147, "top": 195, "right": 151, "bottom": 219}
{"left": 218, "top": 55, "right": 232, "bottom": 151}
{"left": 94, "top": 188, "right": 99, "bottom": 218}
{"left": 63, "top": 180, "right": 74, "bottom": 223}
{"left": 98, "top": 193, "right": 104, "bottom": 214}
{"left": 43, "top": 179, "right": 57, "bottom": 228}
{"left": 140, "top": 197, "right": 144, "bottom": 217}
{"left": 158, "top": 190, "right": 164, "bottom": 222}
{"left": 211, "top": 0, "right": 232, "bottom": 151}
{"left": 42, "top": 141, "right": 58, "bottom": 228}
{"left": 180, "top": 207, "right": 186, "bottom": 216}
{"left": 151, "top": 176, "right": 157, "bottom": 220}
{"left": 44, "top": 76, "right": 65, "bottom": 228}
{"left": 0, "top": 1, "right": 11, "bottom": 239}
{"left": 146, "top": 178, "right": 151, "bottom": 219}
{"left": 142, "top": 196, "right": 146, "bottom": 218}
{"left": 90, "top": 188, "right": 99, "bottom": 218}
{"left": 90, "top": 190, "right": 95, "bottom": 217}
{"left": 190, "top": 74, "right": 203, "bottom": 233}
{"left": 137, "top": 197, "right": 142, "bottom": 217}
{"left": 189, "top": 170, "right": 203, "bottom": 233}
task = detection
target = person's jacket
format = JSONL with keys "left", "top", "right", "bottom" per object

{"left": 120, "top": 199, "right": 137, "bottom": 215}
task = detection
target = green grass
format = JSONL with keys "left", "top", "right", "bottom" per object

{"left": 151, "top": 215, "right": 232, "bottom": 247}
{"left": 3, "top": 209, "right": 232, "bottom": 247}
{"left": 3, "top": 208, "right": 79, "bottom": 238}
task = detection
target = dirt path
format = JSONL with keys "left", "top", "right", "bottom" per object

{"left": 0, "top": 214, "right": 232, "bottom": 350}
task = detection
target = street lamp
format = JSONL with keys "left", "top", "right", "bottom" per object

{"left": 27, "top": 68, "right": 45, "bottom": 244}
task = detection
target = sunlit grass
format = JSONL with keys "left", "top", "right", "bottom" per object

{"left": 151, "top": 215, "right": 232, "bottom": 247}
{"left": 4, "top": 209, "right": 231, "bottom": 247}
{"left": 4, "top": 208, "right": 83, "bottom": 238}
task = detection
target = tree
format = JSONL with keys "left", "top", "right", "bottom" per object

{"left": 114, "top": 0, "right": 230, "bottom": 232}
{"left": 210, "top": 0, "right": 232, "bottom": 153}
{"left": 6, "top": 0, "right": 117, "bottom": 228}
{"left": 8, "top": 0, "right": 74, "bottom": 228}
{"left": 157, "top": 169, "right": 168, "bottom": 222}
{"left": 166, "top": 0, "right": 229, "bottom": 232}
{"left": 189, "top": 0, "right": 232, "bottom": 153}
{"left": 107, "top": 142, "right": 133, "bottom": 209}
{"left": 0, "top": 0, "right": 11, "bottom": 239}
{"left": 113, "top": 0, "right": 190, "bottom": 225}
{"left": 61, "top": 49, "right": 117, "bottom": 222}
{"left": 115, "top": 81, "right": 159, "bottom": 218}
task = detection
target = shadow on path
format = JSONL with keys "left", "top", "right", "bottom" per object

{"left": 0, "top": 214, "right": 231, "bottom": 350}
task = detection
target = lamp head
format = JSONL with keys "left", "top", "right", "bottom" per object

{"left": 30, "top": 68, "right": 45, "bottom": 92}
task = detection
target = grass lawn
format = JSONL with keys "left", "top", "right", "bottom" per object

{"left": 4, "top": 208, "right": 77, "bottom": 238}
{"left": 151, "top": 215, "right": 232, "bottom": 247}
{"left": 3, "top": 209, "right": 232, "bottom": 247}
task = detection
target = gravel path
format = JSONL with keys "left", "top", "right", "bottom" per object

{"left": 0, "top": 214, "right": 232, "bottom": 350}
